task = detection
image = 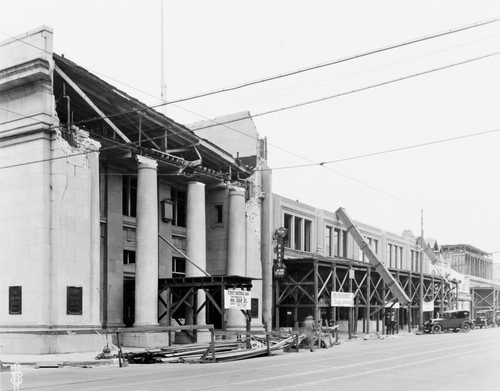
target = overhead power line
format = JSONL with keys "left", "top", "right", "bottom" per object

{"left": 160, "top": 15, "right": 500, "bottom": 106}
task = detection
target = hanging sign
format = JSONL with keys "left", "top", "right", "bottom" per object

{"left": 423, "top": 300, "right": 434, "bottom": 312}
{"left": 331, "top": 292, "right": 354, "bottom": 307}
{"left": 224, "top": 289, "right": 251, "bottom": 310}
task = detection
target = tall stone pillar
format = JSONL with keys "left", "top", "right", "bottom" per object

{"left": 260, "top": 163, "right": 273, "bottom": 331}
{"left": 226, "top": 186, "right": 247, "bottom": 329}
{"left": 227, "top": 186, "right": 246, "bottom": 276}
{"left": 88, "top": 142, "right": 101, "bottom": 326}
{"left": 134, "top": 155, "right": 159, "bottom": 326}
{"left": 186, "top": 181, "right": 207, "bottom": 325}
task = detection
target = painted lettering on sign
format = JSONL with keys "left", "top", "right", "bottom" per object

{"left": 331, "top": 292, "right": 354, "bottom": 307}
{"left": 224, "top": 289, "right": 251, "bottom": 310}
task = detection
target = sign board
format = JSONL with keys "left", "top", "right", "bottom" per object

{"left": 423, "top": 300, "right": 434, "bottom": 312}
{"left": 274, "top": 264, "right": 286, "bottom": 278}
{"left": 384, "top": 302, "right": 401, "bottom": 309}
{"left": 331, "top": 292, "right": 354, "bottom": 307}
{"left": 224, "top": 289, "right": 251, "bottom": 310}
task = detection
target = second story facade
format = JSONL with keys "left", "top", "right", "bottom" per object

{"left": 272, "top": 194, "right": 430, "bottom": 274}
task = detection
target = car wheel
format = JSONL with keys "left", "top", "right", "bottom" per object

{"left": 462, "top": 323, "right": 471, "bottom": 333}
{"left": 431, "top": 324, "right": 442, "bottom": 334}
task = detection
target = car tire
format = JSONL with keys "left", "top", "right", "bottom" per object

{"left": 462, "top": 323, "right": 471, "bottom": 333}
{"left": 431, "top": 324, "right": 442, "bottom": 334}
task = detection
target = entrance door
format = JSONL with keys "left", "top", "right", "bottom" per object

{"left": 123, "top": 278, "right": 135, "bottom": 327}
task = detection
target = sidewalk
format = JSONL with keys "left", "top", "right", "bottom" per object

{"left": 0, "top": 329, "right": 417, "bottom": 369}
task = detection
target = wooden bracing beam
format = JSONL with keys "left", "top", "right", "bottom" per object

{"left": 336, "top": 207, "right": 410, "bottom": 305}
{"left": 55, "top": 65, "right": 132, "bottom": 143}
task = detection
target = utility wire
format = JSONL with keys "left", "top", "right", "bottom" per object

{"left": 2, "top": 14, "right": 500, "bottom": 111}
{"left": 2, "top": 48, "right": 500, "bottom": 171}
{"left": 262, "top": 127, "right": 500, "bottom": 172}
{"left": 156, "top": 15, "right": 500, "bottom": 106}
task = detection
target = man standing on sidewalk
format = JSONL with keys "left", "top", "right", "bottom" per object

{"left": 303, "top": 315, "right": 316, "bottom": 352}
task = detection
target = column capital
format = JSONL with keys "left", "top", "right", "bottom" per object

{"left": 136, "top": 155, "right": 158, "bottom": 169}
{"left": 228, "top": 184, "right": 245, "bottom": 194}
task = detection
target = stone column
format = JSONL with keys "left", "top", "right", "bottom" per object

{"left": 134, "top": 155, "right": 159, "bottom": 326}
{"left": 260, "top": 163, "right": 273, "bottom": 331}
{"left": 226, "top": 186, "right": 247, "bottom": 329}
{"left": 227, "top": 186, "right": 246, "bottom": 276}
{"left": 88, "top": 141, "right": 101, "bottom": 327}
{"left": 186, "top": 181, "right": 206, "bottom": 325}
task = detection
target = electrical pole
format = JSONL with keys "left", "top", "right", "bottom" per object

{"left": 419, "top": 210, "right": 424, "bottom": 331}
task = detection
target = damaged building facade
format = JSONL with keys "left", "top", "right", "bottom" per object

{"left": 0, "top": 27, "right": 272, "bottom": 354}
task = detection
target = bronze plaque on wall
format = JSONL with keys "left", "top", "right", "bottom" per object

{"left": 9, "top": 286, "right": 22, "bottom": 314}
{"left": 67, "top": 286, "right": 83, "bottom": 315}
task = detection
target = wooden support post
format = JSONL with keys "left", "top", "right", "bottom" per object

{"left": 266, "top": 333, "right": 271, "bottom": 356}
{"left": 116, "top": 332, "right": 123, "bottom": 368}
{"left": 367, "top": 266, "right": 371, "bottom": 334}
{"left": 211, "top": 328, "right": 215, "bottom": 362}
{"left": 408, "top": 272, "right": 412, "bottom": 332}
{"left": 348, "top": 265, "right": 353, "bottom": 339}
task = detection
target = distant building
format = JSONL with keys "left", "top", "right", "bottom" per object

{"left": 441, "top": 244, "right": 500, "bottom": 316}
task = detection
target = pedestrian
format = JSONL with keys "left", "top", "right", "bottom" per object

{"left": 386, "top": 311, "right": 395, "bottom": 335}
{"left": 303, "top": 315, "right": 316, "bottom": 352}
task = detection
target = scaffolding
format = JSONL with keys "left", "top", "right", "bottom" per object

{"left": 274, "top": 256, "right": 456, "bottom": 335}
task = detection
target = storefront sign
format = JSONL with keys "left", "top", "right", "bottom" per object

{"left": 331, "top": 292, "right": 354, "bottom": 307}
{"left": 224, "top": 289, "right": 251, "bottom": 310}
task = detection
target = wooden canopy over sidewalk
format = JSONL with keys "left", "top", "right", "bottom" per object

{"left": 274, "top": 256, "right": 456, "bottom": 336}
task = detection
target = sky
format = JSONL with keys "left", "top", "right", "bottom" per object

{"left": 2, "top": 0, "right": 500, "bottom": 258}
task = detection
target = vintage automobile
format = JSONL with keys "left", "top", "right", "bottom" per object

{"left": 496, "top": 311, "right": 500, "bottom": 327}
{"left": 474, "top": 310, "right": 495, "bottom": 328}
{"left": 423, "top": 310, "right": 473, "bottom": 333}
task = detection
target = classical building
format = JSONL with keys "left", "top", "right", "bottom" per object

{"left": 0, "top": 27, "right": 270, "bottom": 353}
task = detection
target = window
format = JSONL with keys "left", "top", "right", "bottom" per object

{"left": 122, "top": 176, "right": 137, "bottom": 217}
{"left": 304, "top": 220, "right": 311, "bottom": 252}
{"left": 123, "top": 250, "right": 136, "bottom": 265}
{"left": 171, "top": 188, "right": 187, "bottom": 227}
{"left": 294, "top": 216, "right": 302, "bottom": 250}
{"left": 212, "top": 204, "right": 223, "bottom": 227}
{"left": 283, "top": 213, "right": 312, "bottom": 252}
{"left": 283, "top": 214, "right": 292, "bottom": 248}
{"left": 172, "top": 257, "right": 186, "bottom": 277}
{"left": 411, "top": 250, "right": 420, "bottom": 272}
{"left": 325, "top": 226, "right": 333, "bottom": 256}
{"left": 173, "top": 235, "right": 186, "bottom": 251}
{"left": 387, "top": 244, "right": 393, "bottom": 267}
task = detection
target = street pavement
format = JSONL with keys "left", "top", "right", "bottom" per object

{"left": 1, "top": 327, "right": 499, "bottom": 390}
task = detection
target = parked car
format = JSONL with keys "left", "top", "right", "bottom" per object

{"left": 495, "top": 311, "right": 500, "bottom": 327}
{"left": 475, "top": 310, "right": 495, "bottom": 328}
{"left": 423, "top": 310, "right": 473, "bottom": 333}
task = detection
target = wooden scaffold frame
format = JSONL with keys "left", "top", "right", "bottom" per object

{"left": 274, "top": 256, "right": 455, "bottom": 336}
